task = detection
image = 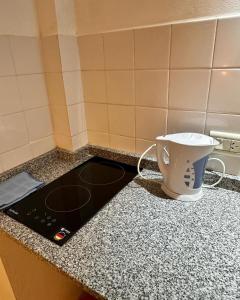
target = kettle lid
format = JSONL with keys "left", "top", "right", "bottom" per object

{"left": 156, "top": 132, "right": 219, "bottom": 146}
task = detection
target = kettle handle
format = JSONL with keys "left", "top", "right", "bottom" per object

{"left": 203, "top": 157, "right": 226, "bottom": 188}
{"left": 137, "top": 144, "right": 156, "bottom": 179}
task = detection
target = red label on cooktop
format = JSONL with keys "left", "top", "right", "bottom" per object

{"left": 54, "top": 228, "right": 70, "bottom": 241}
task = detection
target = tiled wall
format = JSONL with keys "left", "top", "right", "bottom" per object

{"left": 0, "top": 35, "right": 54, "bottom": 172}
{"left": 78, "top": 16, "right": 240, "bottom": 156}
{"left": 36, "top": 0, "right": 87, "bottom": 151}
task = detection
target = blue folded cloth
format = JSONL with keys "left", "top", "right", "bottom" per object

{"left": 0, "top": 172, "right": 44, "bottom": 210}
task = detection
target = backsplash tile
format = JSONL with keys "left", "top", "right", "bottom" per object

{"left": 136, "top": 107, "right": 167, "bottom": 140}
{"left": 106, "top": 71, "right": 135, "bottom": 105}
{"left": 0, "top": 36, "right": 15, "bottom": 76}
{"left": 85, "top": 103, "right": 108, "bottom": 132}
{"left": 109, "top": 134, "right": 135, "bottom": 153}
{"left": 87, "top": 131, "right": 109, "bottom": 147}
{"left": 17, "top": 74, "right": 49, "bottom": 110}
{"left": 134, "top": 26, "right": 171, "bottom": 69}
{"left": 135, "top": 70, "right": 168, "bottom": 108}
{"left": 108, "top": 105, "right": 135, "bottom": 137}
{"left": 58, "top": 35, "right": 80, "bottom": 71}
{"left": 0, "top": 76, "right": 22, "bottom": 115}
{"left": 9, "top": 36, "right": 43, "bottom": 74}
{"left": 25, "top": 107, "right": 53, "bottom": 141}
{"left": 0, "top": 113, "right": 29, "bottom": 154}
{"left": 82, "top": 71, "right": 106, "bottom": 103}
{"left": 63, "top": 70, "right": 84, "bottom": 105}
{"left": 78, "top": 34, "right": 104, "bottom": 70}
{"left": 169, "top": 70, "right": 211, "bottom": 111}
{"left": 167, "top": 110, "right": 206, "bottom": 134}
{"left": 208, "top": 69, "right": 240, "bottom": 114}
{"left": 170, "top": 20, "right": 216, "bottom": 68}
{"left": 104, "top": 30, "right": 134, "bottom": 70}
{"left": 213, "top": 17, "right": 240, "bottom": 67}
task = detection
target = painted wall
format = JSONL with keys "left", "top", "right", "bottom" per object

{"left": 75, "top": 0, "right": 240, "bottom": 35}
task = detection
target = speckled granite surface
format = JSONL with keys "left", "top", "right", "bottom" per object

{"left": 0, "top": 145, "right": 240, "bottom": 299}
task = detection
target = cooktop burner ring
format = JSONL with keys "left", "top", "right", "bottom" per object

{"left": 45, "top": 185, "right": 91, "bottom": 213}
{"left": 79, "top": 161, "right": 126, "bottom": 185}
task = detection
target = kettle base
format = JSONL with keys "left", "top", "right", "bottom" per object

{"left": 161, "top": 183, "right": 203, "bottom": 202}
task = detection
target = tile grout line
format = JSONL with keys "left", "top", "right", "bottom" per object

{"left": 204, "top": 19, "right": 219, "bottom": 134}
{"left": 82, "top": 101, "right": 240, "bottom": 116}
{"left": 166, "top": 24, "right": 173, "bottom": 135}
{"left": 101, "top": 33, "right": 111, "bottom": 148}
{"left": 133, "top": 29, "right": 137, "bottom": 153}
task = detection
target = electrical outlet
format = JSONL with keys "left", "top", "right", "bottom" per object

{"left": 230, "top": 140, "right": 240, "bottom": 153}
{"left": 215, "top": 138, "right": 231, "bottom": 151}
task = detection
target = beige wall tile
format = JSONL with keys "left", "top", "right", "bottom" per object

{"left": 106, "top": 71, "right": 134, "bottom": 105}
{"left": 54, "top": 134, "right": 73, "bottom": 150}
{"left": 135, "top": 70, "right": 168, "bottom": 108}
{"left": 63, "top": 71, "right": 84, "bottom": 105}
{"left": 104, "top": 30, "right": 134, "bottom": 69}
{"left": 68, "top": 103, "right": 85, "bottom": 136}
{"left": 72, "top": 131, "right": 88, "bottom": 151}
{"left": 208, "top": 69, "right": 240, "bottom": 114}
{"left": 134, "top": 26, "right": 171, "bottom": 69}
{"left": 17, "top": 74, "right": 49, "bottom": 110}
{"left": 82, "top": 71, "right": 106, "bottom": 103}
{"left": 0, "top": 76, "right": 22, "bottom": 115}
{"left": 0, "top": 145, "right": 32, "bottom": 171}
{"left": 205, "top": 113, "right": 240, "bottom": 134}
{"left": 169, "top": 70, "right": 211, "bottom": 111}
{"left": 58, "top": 35, "right": 80, "bottom": 71}
{"left": 50, "top": 105, "right": 71, "bottom": 136}
{"left": 88, "top": 131, "right": 109, "bottom": 147}
{"left": 78, "top": 35, "right": 104, "bottom": 70}
{"left": 136, "top": 139, "right": 156, "bottom": 159}
{"left": 45, "top": 72, "right": 66, "bottom": 106}
{"left": 0, "top": 113, "right": 28, "bottom": 154}
{"left": 30, "top": 135, "right": 55, "bottom": 158}
{"left": 136, "top": 106, "right": 167, "bottom": 140}
{"left": 171, "top": 20, "right": 216, "bottom": 68}
{"left": 109, "top": 134, "right": 135, "bottom": 152}
{"left": 0, "top": 36, "right": 15, "bottom": 76}
{"left": 108, "top": 105, "right": 135, "bottom": 137}
{"left": 9, "top": 36, "right": 43, "bottom": 74}
{"left": 214, "top": 17, "right": 240, "bottom": 67}
{"left": 41, "top": 35, "right": 62, "bottom": 73}
{"left": 25, "top": 107, "right": 53, "bottom": 141}
{"left": 85, "top": 103, "right": 108, "bottom": 132}
{"left": 167, "top": 110, "right": 206, "bottom": 133}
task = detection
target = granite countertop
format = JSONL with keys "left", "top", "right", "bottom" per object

{"left": 0, "top": 146, "right": 240, "bottom": 299}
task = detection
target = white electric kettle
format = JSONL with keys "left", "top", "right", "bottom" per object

{"left": 137, "top": 133, "right": 225, "bottom": 201}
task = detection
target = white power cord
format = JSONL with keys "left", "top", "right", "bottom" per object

{"left": 137, "top": 144, "right": 156, "bottom": 179}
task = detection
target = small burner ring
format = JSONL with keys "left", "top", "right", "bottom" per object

{"left": 45, "top": 185, "right": 91, "bottom": 213}
{"left": 79, "top": 161, "right": 125, "bottom": 185}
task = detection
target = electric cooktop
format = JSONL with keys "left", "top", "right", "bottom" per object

{"left": 4, "top": 157, "right": 138, "bottom": 246}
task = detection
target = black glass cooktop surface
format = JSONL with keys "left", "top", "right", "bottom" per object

{"left": 4, "top": 157, "right": 138, "bottom": 246}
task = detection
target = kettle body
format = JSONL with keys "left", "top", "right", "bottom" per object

{"left": 138, "top": 133, "right": 225, "bottom": 201}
